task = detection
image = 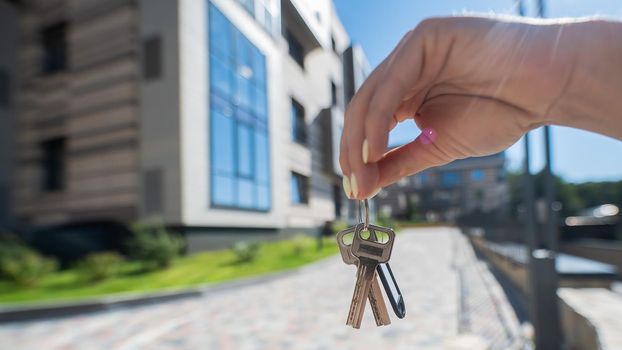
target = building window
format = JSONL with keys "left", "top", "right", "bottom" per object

{"left": 333, "top": 184, "right": 342, "bottom": 217}
{"left": 41, "top": 22, "right": 67, "bottom": 74}
{"left": 331, "top": 81, "right": 338, "bottom": 107}
{"left": 497, "top": 168, "right": 506, "bottom": 181}
{"left": 0, "top": 69, "right": 8, "bottom": 108}
{"left": 291, "top": 172, "right": 309, "bottom": 204}
{"left": 441, "top": 171, "right": 461, "bottom": 187}
{"left": 41, "top": 138, "right": 66, "bottom": 191}
{"left": 291, "top": 98, "right": 306, "bottom": 144}
{"left": 256, "top": 0, "right": 273, "bottom": 34}
{"left": 417, "top": 172, "right": 429, "bottom": 187}
{"left": 209, "top": 4, "right": 271, "bottom": 211}
{"left": 237, "top": 0, "right": 254, "bottom": 16}
{"left": 286, "top": 30, "right": 304, "bottom": 68}
{"left": 331, "top": 36, "right": 336, "bottom": 52}
{"left": 470, "top": 169, "right": 485, "bottom": 182}
{"left": 143, "top": 36, "right": 162, "bottom": 81}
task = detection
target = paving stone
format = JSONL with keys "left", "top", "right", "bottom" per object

{"left": 0, "top": 227, "right": 523, "bottom": 350}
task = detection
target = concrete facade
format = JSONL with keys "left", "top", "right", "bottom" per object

{"left": 7, "top": 0, "right": 366, "bottom": 246}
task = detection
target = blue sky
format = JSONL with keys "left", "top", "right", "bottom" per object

{"left": 334, "top": 0, "right": 622, "bottom": 183}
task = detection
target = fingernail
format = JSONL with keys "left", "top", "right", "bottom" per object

{"left": 350, "top": 174, "right": 359, "bottom": 198}
{"left": 342, "top": 176, "right": 352, "bottom": 199}
{"left": 368, "top": 187, "right": 381, "bottom": 199}
{"left": 362, "top": 139, "right": 369, "bottom": 164}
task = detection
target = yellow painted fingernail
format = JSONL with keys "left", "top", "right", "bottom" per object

{"left": 350, "top": 174, "right": 359, "bottom": 198}
{"left": 368, "top": 187, "right": 381, "bottom": 199}
{"left": 362, "top": 139, "right": 369, "bottom": 164}
{"left": 342, "top": 176, "right": 352, "bottom": 198}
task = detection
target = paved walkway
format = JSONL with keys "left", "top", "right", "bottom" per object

{"left": 0, "top": 227, "right": 524, "bottom": 350}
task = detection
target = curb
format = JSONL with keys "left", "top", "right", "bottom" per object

{"left": 0, "top": 255, "right": 338, "bottom": 324}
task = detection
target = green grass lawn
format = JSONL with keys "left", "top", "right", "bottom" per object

{"left": 0, "top": 236, "right": 339, "bottom": 305}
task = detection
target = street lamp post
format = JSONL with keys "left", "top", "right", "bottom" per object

{"left": 518, "top": 1, "right": 562, "bottom": 349}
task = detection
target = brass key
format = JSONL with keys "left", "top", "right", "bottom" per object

{"left": 347, "top": 223, "right": 395, "bottom": 328}
{"left": 336, "top": 224, "right": 391, "bottom": 326}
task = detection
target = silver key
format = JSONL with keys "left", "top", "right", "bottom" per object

{"left": 347, "top": 224, "right": 395, "bottom": 328}
{"left": 337, "top": 225, "right": 391, "bottom": 326}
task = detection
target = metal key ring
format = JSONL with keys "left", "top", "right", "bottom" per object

{"left": 357, "top": 199, "right": 370, "bottom": 228}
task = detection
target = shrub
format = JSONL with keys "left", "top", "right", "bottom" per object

{"left": 77, "top": 251, "right": 124, "bottom": 282}
{"left": 128, "top": 223, "right": 184, "bottom": 271}
{"left": 0, "top": 232, "right": 58, "bottom": 287}
{"left": 232, "top": 241, "right": 260, "bottom": 263}
{"left": 0, "top": 246, "right": 58, "bottom": 287}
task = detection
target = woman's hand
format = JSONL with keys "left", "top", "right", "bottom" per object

{"left": 340, "top": 16, "right": 622, "bottom": 199}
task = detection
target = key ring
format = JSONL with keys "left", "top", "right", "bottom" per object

{"left": 357, "top": 199, "right": 370, "bottom": 228}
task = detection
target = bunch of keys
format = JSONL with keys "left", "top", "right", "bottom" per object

{"left": 336, "top": 199, "right": 406, "bottom": 328}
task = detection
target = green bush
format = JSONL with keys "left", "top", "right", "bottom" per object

{"left": 232, "top": 241, "right": 260, "bottom": 263}
{"left": 129, "top": 223, "right": 184, "bottom": 271}
{"left": 77, "top": 251, "right": 124, "bottom": 282}
{"left": 0, "top": 235, "right": 58, "bottom": 287}
{"left": 0, "top": 252, "right": 58, "bottom": 287}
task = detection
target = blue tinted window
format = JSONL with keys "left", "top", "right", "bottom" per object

{"left": 236, "top": 75, "right": 253, "bottom": 110}
{"left": 257, "top": 184, "right": 270, "bottom": 209}
{"left": 471, "top": 169, "right": 485, "bottom": 182}
{"left": 291, "top": 172, "right": 308, "bottom": 204}
{"left": 213, "top": 175, "right": 235, "bottom": 206}
{"left": 209, "top": 7, "right": 232, "bottom": 61}
{"left": 251, "top": 46, "right": 266, "bottom": 85}
{"left": 237, "top": 124, "right": 252, "bottom": 177}
{"left": 238, "top": 179, "right": 254, "bottom": 208}
{"left": 253, "top": 87, "right": 267, "bottom": 119}
{"left": 212, "top": 109, "right": 234, "bottom": 174}
{"left": 237, "top": 0, "right": 254, "bottom": 16}
{"left": 441, "top": 171, "right": 461, "bottom": 187}
{"left": 209, "top": 4, "right": 270, "bottom": 211}
{"left": 210, "top": 55, "right": 233, "bottom": 97}
{"left": 237, "top": 34, "right": 253, "bottom": 75}
{"left": 254, "top": 131, "right": 269, "bottom": 183}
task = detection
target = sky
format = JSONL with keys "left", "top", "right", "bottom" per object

{"left": 333, "top": 0, "right": 622, "bottom": 183}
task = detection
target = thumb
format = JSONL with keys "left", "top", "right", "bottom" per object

{"left": 376, "top": 132, "right": 452, "bottom": 188}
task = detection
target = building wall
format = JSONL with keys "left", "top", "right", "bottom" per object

{"left": 13, "top": 0, "right": 140, "bottom": 226}
{"left": 178, "top": 0, "right": 355, "bottom": 231}
{"left": 9, "top": 0, "right": 367, "bottom": 239}
{"left": 377, "top": 153, "right": 509, "bottom": 222}
{"left": 0, "top": 0, "right": 18, "bottom": 228}
{"left": 137, "top": 0, "right": 182, "bottom": 224}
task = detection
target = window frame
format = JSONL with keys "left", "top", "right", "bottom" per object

{"left": 41, "top": 137, "right": 66, "bottom": 192}
{"left": 290, "top": 98, "right": 307, "bottom": 145}
{"left": 41, "top": 22, "right": 67, "bottom": 75}
{"left": 286, "top": 30, "right": 305, "bottom": 68}
{"left": 470, "top": 169, "right": 486, "bottom": 182}
{"left": 0, "top": 69, "right": 9, "bottom": 108}
{"left": 208, "top": 3, "right": 271, "bottom": 212}
{"left": 440, "top": 171, "right": 461, "bottom": 187}
{"left": 143, "top": 36, "right": 163, "bottom": 81}
{"left": 291, "top": 172, "right": 309, "bottom": 205}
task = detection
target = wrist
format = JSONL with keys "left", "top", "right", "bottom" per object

{"left": 548, "top": 20, "right": 622, "bottom": 139}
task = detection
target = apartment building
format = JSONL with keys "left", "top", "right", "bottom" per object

{"left": 0, "top": 1, "right": 17, "bottom": 229}
{"left": 7, "top": 0, "right": 367, "bottom": 249}
{"left": 375, "top": 153, "right": 510, "bottom": 222}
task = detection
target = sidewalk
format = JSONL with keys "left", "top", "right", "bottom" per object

{"left": 0, "top": 227, "right": 523, "bottom": 350}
